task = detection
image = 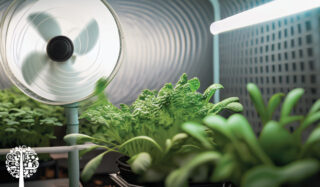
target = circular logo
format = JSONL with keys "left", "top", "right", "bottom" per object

{"left": 5, "top": 146, "right": 39, "bottom": 179}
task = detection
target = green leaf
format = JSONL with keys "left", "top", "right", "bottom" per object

{"left": 281, "top": 159, "right": 320, "bottom": 183}
{"left": 64, "top": 133, "right": 96, "bottom": 144}
{"left": 225, "top": 102, "right": 243, "bottom": 113}
{"left": 267, "top": 93, "right": 284, "bottom": 120}
{"left": 119, "top": 136, "right": 163, "bottom": 153}
{"left": 203, "top": 84, "right": 224, "bottom": 103}
{"left": 280, "top": 115, "right": 304, "bottom": 127}
{"left": 295, "top": 112, "right": 320, "bottom": 141}
{"left": 128, "top": 152, "right": 152, "bottom": 174}
{"left": 175, "top": 73, "right": 188, "bottom": 88}
{"left": 81, "top": 151, "right": 110, "bottom": 182}
{"left": 5, "top": 120, "right": 19, "bottom": 126}
{"left": 5, "top": 128, "right": 16, "bottom": 133}
{"left": 242, "top": 159, "right": 320, "bottom": 187}
{"left": 209, "top": 97, "right": 240, "bottom": 114}
{"left": 247, "top": 83, "right": 267, "bottom": 125}
{"left": 280, "top": 88, "right": 304, "bottom": 121}
{"left": 228, "top": 114, "right": 272, "bottom": 165}
{"left": 188, "top": 78, "right": 200, "bottom": 92}
{"left": 300, "top": 111, "right": 320, "bottom": 132}
{"left": 211, "top": 154, "right": 235, "bottom": 182}
{"left": 46, "top": 134, "right": 56, "bottom": 139}
{"left": 166, "top": 151, "right": 221, "bottom": 187}
{"left": 94, "top": 78, "right": 109, "bottom": 95}
{"left": 242, "top": 166, "right": 283, "bottom": 187}
{"left": 203, "top": 115, "right": 232, "bottom": 140}
{"left": 182, "top": 122, "right": 213, "bottom": 149}
{"left": 20, "top": 129, "right": 31, "bottom": 133}
{"left": 259, "top": 121, "right": 298, "bottom": 165}
{"left": 170, "top": 133, "right": 188, "bottom": 150}
{"left": 309, "top": 99, "right": 320, "bottom": 115}
{"left": 301, "top": 126, "right": 320, "bottom": 157}
{"left": 20, "top": 119, "right": 35, "bottom": 123}
{"left": 305, "top": 126, "right": 320, "bottom": 146}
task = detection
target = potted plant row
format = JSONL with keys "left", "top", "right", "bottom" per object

{"left": 166, "top": 84, "right": 320, "bottom": 187}
{"left": 0, "top": 87, "right": 64, "bottom": 183}
{"left": 65, "top": 74, "right": 242, "bottom": 186}
{"left": 65, "top": 74, "right": 320, "bottom": 187}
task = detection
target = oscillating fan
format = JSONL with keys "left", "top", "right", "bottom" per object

{"left": 0, "top": 0, "right": 123, "bottom": 186}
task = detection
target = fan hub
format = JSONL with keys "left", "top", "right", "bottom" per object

{"left": 46, "top": 36, "right": 74, "bottom": 62}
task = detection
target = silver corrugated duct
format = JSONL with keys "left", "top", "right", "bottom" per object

{"left": 0, "top": 0, "right": 11, "bottom": 89}
{"left": 0, "top": 0, "right": 213, "bottom": 105}
{"left": 106, "top": 0, "right": 213, "bottom": 105}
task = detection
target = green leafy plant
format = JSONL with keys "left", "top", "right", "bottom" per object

{"left": 167, "top": 83, "right": 320, "bottom": 187}
{"left": 0, "top": 87, "right": 64, "bottom": 148}
{"left": 67, "top": 73, "right": 243, "bottom": 182}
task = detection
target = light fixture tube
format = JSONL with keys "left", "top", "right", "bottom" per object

{"left": 210, "top": 0, "right": 320, "bottom": 35}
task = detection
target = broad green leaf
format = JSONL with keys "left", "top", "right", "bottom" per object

{"left": 247, "top": 83, "right": 267, "bottom": 125}
{"left": 5, "top": 120, "right": 19, "bottom": 126}
{"left": 81, "top": 151, "right": 110, "bottom": 182}
{"left": 0, "top": 112, "right": 8, "bottom": 118}
{"left": 305, "top": 127, "right": 320, "bottom": 145}
{"left": 5, "top": 128, "right": 16, "bottom": 133}
{"left": 203, "top": 84, "right": 224, "bottom": 103}
{"left": 242, "top": 166, "right": 283, "bottom": 187}
{"left": 280, "top": 88, "right": 304, "bottom": 121}
{"left": 211, "top": 154, "right": 235, "bottom": 182}
{"left": 166, "top": 151, "right": 221, "bottom": 187}
{"left": 64, "top": 133, "right": 95, "bottom": 144}
{"left": 182, "top": 122, "right": 212, "bottom": 149}
{"left": 119, "top": 136, "right": 163, "bottom": 153}
{"left": 170, "top": 133, "right": 188, "bottom": 150}
{"left": 300, "top": 111, "right": 320, "bottom": 132}
{"left": 228, "top": 114, "right": 272, "bottom": 165}
{"left": 20, "top": 129, "right": 31, "bottom": 133}
{"left": 301, "top": 126, "right": 320, "bottom": 157}
{"left": 20, "top": 119, "right": 35, "bottom": 123}
{"left": 46, "top": 134, "right": 56, "bottom": 139}
{"left": 259, "top": 121, "right": 298, "bottom": 165}
{"left": 309, "top": 99, "right": 320, "bottom": 115}
{"left": 281, "top": 159, "right": 320, "bottom": 183}
{"left": 225, "top": 102, "right": 243, "bottom": 113}
{"left": 280, "top": 115, "right": 304, "bottom": 127}
{"left": 209, "top": 97, "right": 240, "bottom": 114}
{"left": 128, "top": 152, "right": 152, "bottom": 174}
{"left": 242, "top": 159, "right": 320, "bottom": 187}
{"left": 295, "top": 112, "right": 320, "bottom": 141}
{"left": 203, "top": 115, "right": 232, "bottom": 140}
{"left": 267, "top": 93, "right": 284, "bottom": 120}
{"left": 165, "top": 139, "right": 172, "bottom": 153}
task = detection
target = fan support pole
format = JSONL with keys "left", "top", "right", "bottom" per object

{"left": 65, "top": 103, "right": 80, "bottom": 187}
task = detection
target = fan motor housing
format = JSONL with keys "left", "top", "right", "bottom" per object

{"left": 46, "top": 36, "right": 74, "bottom": 62}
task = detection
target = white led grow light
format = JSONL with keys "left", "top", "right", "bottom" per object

{"left": 210, "top": 0, "right": 320, "bottom": 35}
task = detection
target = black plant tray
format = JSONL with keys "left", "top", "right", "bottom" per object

{"left": 115, "top": 156, "right": 235, "bottom": 187}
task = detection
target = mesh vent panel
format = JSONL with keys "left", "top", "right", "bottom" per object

{"left": 219, "top": 0, "right": 320, "bottom": 134}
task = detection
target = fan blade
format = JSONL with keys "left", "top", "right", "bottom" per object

{"left": 28, "top": 13, "right": 62, "bottom": 41}
{"left": 22, "top": 52, "right": 48, "bottom": 85}
{"left": 73, "top": 20, "right": 99, "bottom": 55}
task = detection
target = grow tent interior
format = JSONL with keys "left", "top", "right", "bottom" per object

{"left": 0, "top": 0, "right": 319, "bottom": 133}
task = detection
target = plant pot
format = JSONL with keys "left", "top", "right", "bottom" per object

{"left": 116, "top": 156, "right": 143, "bottom": 185}
{"left": 116, "top": 156, "right": 234, "bottom": 187}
